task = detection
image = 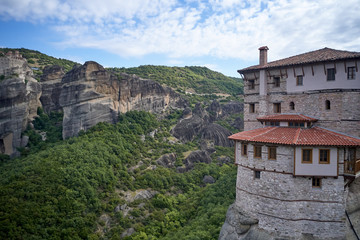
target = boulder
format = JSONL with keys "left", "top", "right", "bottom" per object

{"left": 156, "top": 153, "right": 177, "bottom": 168}
{"left": 200, "top": 123, "right": 233, "bottom": 147}
{"left": 203, "top": 175, "right": 216, "bottom": 184}
{"left": 184, "top": 150, "right": 212, "bottom": 170}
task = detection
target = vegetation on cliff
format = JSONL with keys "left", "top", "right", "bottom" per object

{"left": 0, "top": 111, "right": 236, "bottom": 239}
{"left": 0, "top": 48, "right": 77, "bottom": 79}
{"left": 109, "top": 65, "right": 243, "bottom": 101}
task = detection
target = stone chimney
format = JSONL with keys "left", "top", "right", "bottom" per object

{"left": 259, "top": 46, "right": 269, "bottom": 66}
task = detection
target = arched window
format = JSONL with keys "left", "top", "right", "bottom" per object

{"left": 289, "top": 102, "right": 295, "bottom": 110}
{"left": 325, "top": 100, "right": 331, "bottom": 110}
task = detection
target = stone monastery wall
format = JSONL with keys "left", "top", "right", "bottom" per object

{"left": 234, "top": 142, "right": 347, "bottom": 239}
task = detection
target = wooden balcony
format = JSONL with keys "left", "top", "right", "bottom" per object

{"left": 344, "top": 159, "right": 360, "bottom": 177}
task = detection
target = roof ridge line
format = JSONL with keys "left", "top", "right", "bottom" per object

{"left": 249, "top": 127, "right": 277, "bottom": 141}
{"left": 293, "top": 128, "right": 301, "bottom": 144}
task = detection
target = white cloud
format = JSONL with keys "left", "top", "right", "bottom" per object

{"left": 1, "top": 0, "right": 360, "bottom": 63}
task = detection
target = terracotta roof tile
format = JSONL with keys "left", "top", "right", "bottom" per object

{"left": 229, "top": 126, "right": 360, "bottom": 146}
{"left": 239, "top": 47, "right": 360, "bottom": 73}
{"left": 257, "top": 114, "right": 318, "bottom": 122}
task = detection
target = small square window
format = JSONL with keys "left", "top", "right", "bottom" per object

{"left": 268, "top": 146, "right": 277, "bottom": 160}
{"left": 273, "top": 103, "right": 281, "bottom": 113}
{"left": 302, "top": 149, "right": 313, "bottom": 163}
{"left": 319, "top": 149, "right": 330, "bottom": 164}
{"left": 249, "top": 103, "right": 255, "bottom": 113}
{"left": 273, "top": 77, "right": 280, "bottom": 87}
{"left": 249, "top": 80, "right": 255, "bottom": 90}
{"left": 254, "top": 145, "right": 262, "bottom": 158}
{"left": 254, "top": 171, "right": 261, "bottom": 179}
{"left": 242, "top": 144, "right": 248, "bottom": 156}
{"left": 312, "top": 177, "right": 321, "bottom": 188}
{"left": 296, "top": 75, "right": 303, "bottom": 86}
{"left": 348, "top": 67, "right": 356, "bottom": 80}
{"left": 327, "top": 68, "right": 335, "bottom": 81}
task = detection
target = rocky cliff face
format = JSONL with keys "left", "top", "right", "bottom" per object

{"left": 40, "top": 65, "right": 64, "bottom": 113}
{"left": 0, "top": 57, "right": 188, "bottom": 154}
{"left": 60, "top": 61, "right": 187, "bottom": 138}
{"left": 0, "top": 52, "right": 41, "bottom": 156}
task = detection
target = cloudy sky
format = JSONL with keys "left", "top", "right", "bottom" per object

{"left": 1, "top": 0, "right": 359, "bottom": 77}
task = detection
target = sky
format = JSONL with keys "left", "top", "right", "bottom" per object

{"left": 0, "top": 0, "right": 360, "bottom": 77}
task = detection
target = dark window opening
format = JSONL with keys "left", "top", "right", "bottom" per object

{"left": 254, "top": 145, "right": 262, "bottom": 158}
{"left": 296, "top": 75, "right": 303, "bottom": 86}
{"left": 273, "top": 103, "right": 281, "bottom": 113}
{"left": 312, "top": 177, "right": 321, "bottom": 188}
{"left": 302, "top": 149, "right": 313, "bottom": 163}
{"left": 325, "top": 100, "right": 331, "bottom": 110}
{"left": 289, "top": 102, "right": 295, "bottom": 110}
{"left": 268, "top": 146, "right": 277, "bottom": 160}
{"left": 319, "top": 149, "right": 330, "bottom": 164}
{"left": 348, "top": 67, "right": 356, "bottom": 80}
{"left": 274, "top": 77, "right": 280, "bottom": 87}
{"left": 249, "top": 103, "right": 255, "bottom": 113}
{"left": 254, "top": 170, "right": 261, "bottom": 179}
{"left": 327, "top": 68, "right": 335, "bottom": 81}
{"left": 249, "top": 80, "right": 255, "bottom": 90}
{"left": 242, "top": 144, "right": 248, "bottom": 156}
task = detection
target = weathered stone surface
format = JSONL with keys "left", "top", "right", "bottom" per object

{"left": 156, "top": 153, "right": 177, "bottom": 168}
{"left": 219, "top": 203, "right": 259, "bottom": 240}
{"left": 200, "top": 123, "right": 233, "bottom": 147}
{"left": 60, "top": 61, "right": 187, "bottom": 138}
{"left": 346, "top": 177, "right": 360, "bottom": 240}
{"left": 40, "top": 65, "right": 64, "bottom": 113}
{"left": 183, "top": 150, "right": 212, "bottom": 170}
{"left": 203, "top": 175, "right": 215, "bottom": 184}
{"left": 0, "top": 53, "right": 41, "bottom": 156}
{"left": 171, "top": 115, "right": 204, "bottom": 142}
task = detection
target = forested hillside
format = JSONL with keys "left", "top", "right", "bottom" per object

{"left": 109, "top": 65, "right": 243, "bottom": 98}
{"left": 0, "top": 111, "right": 237, "bottom": 239}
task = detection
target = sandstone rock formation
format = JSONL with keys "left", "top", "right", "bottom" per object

{"left": 40, "top": 65, "right": 65, "bottom": 113}
{"left": 0, "top": 52, "right": 41, "bottom": 156}
{"left": 346, "top": 178, "right": 360, "bottom": 240}
{"left": 183, "top": 150, "right": 212, "bottom": 171}
{"left": 156, "top": 153, "right": 177, "bottom": 168}
{"left": 171, "top": 103, "right": 233, "bottom": 147}
{"left": 60, "top": 61, "right": 187, "bottom": 139}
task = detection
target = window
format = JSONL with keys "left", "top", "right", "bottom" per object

{"left": 268, "top": 146, "right": 277, "bottom": 160}
{"left": 348, "top": 67, "right": 356, "bottom": 80}
{"left": 254, "top": 145, "right": 262, "bottom": 158}
{"left": 242, "top": 144, "right": 248, "bottom": 156}
{"left": 249, "top": 103, "right": 255, "bottom": 113}
{"left": 302, "top": 149, "right": 313, "bottom": 163}
{"left": 289, "top": 102, "right": 295, "bottom": 110}
{"left": 325, "top": 100, "right": 331, "bottom": 110}
{"left": 249, "top": 80, "right": 255, "bottom": 90}
{"left": 319, "top": 149, "right": 330, "bottom": 164}
{"left": 254, "top": 170, "right": 261, "bottom": 179}
{"left": 296, "top": 75, "right": 303, "bottom": 86}
{"left": 327, "top": 68, "right": 335, "bottom": 81}
{"left": 273, "top": 103, "right": 281, "bottom": 113}
{"left": 312, "top": 177, "right": 322, "bottom": 188}
{"left": 274, "top": 77, "right": 280, "bottom": 87}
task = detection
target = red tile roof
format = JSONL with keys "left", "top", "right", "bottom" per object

{"left": 239, "top": 47, "right": 360, "bottom": 73}
{"left": 257, "top": 114, "right": 318, "bottom": 122}
{"left": 229, "top": 126, "right": 360, "bottom": 146}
